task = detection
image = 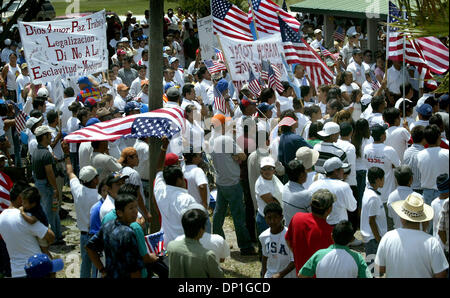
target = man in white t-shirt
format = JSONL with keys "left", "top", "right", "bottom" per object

{"left": 308, "top": 157, "right": 357, "bottom": 225}
{"left": 346, "top": 48, "right": 369, "bottom": 86}
{"left": 0, "top": 183, "right": 55, "bottom": 278}
{"left": 383, "top": 107, "right": 411, "bottom": 163}
{"left": 277, "top": 82, "right": 294, "bottom": 113}
{"left": 375, "top": 193, "right": 448, "bottom": 278}
{"left": 91, "top": 140, "right": 123, "bottom": 183}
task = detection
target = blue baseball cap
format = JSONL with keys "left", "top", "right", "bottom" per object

{"left": 77, "top": 76, "right": 91, "bottom": 86}
{"left": 416, "top": 103, "right": 432, "bottom": 116}
{"left": 257, "top": 102, "right": 274, "bottom": 113}
{"left": 86, "top": 117, "right": 100, "bottom": 127}
{"left": 24, "top": 254, "right": 64, "bottom": 278}
{"left": 164, "top": 82, "right": 175, "bottom": 92}
{"left": 216, "top": 79, "right": 229, "bottom": 94}
{"left": 124, "top": 101, "right": 142, "bottom": 113}
{"left": 437, "top": 174, "right": 449, "bottom": 194}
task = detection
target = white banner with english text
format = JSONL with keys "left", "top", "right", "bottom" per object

{"left": 18, "top": 10, "right": 108, "bottom": 84}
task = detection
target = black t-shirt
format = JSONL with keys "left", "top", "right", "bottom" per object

{"left": 26, "top": 204, "right": 48, "bottom": 227}
{"left": 31, "top": 144, "right": 56, "bottom": 180}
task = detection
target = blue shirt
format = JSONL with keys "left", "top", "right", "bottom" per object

{"left": 278, "top": 131, "right": 312, "bottom": 167}
{"left": 89, "top": 198, "right": 104, "bottom": 235}
{"left": 86, "top": 219, "right": 145, "bottom": 278}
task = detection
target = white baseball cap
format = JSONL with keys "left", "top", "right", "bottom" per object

{"left": 37, "top": 88, "right": 49, "bottom": 97}
{"left": 4, "top": 39, "right": 11, "bottom": 46}
{"left": 79, "top": 166, "right": 98, "bottom": 183}
{"left": 314, "top": 29, "right": 322, "bottom": 34}
{"left": 260, "top": 156, "right": 276, "bottom": 168}
{"left": 26, "top": 116, "right": 43, "bottom": 129}
{"left": 34, "top": 125, "right": 53, "bottom": 137}
{"left": 120, "top": 37, "right": 129, "bottom": 42}
{"left": 394, "top": 98, "right": 412, "bottom": 109}
{"left": 323, "top": 157, "right": 349, "bottom": 174}
{"left": 318, "top": 122, "right": 340, "bottom": 137}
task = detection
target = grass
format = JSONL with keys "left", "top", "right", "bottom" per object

{"left": 51, "top": 0, "right": 180, "bottom": 17}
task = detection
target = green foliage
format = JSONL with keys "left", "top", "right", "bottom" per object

{"left": 179, "top": 0, "right": 248, "bottom": 17}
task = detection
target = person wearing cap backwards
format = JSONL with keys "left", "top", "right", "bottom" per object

{"left": 31, "top": 125, "right": 64, "bottom": 244}
{"left": 375, "top": 193, "right": 448, "bottom": 278}
{"left": 308, "top": 157, "right": 357, "bottom": 226}
{"left": 61, "top": 141, "right": 99, "bottom": 278}
{"left": 285, "top": 189, "right": 335, "bottom": 274}
{"left": 129, "top": 65, "right": 148, "bottom": 98}
{"left": 417, "top": 124, "right": 449, "bottom": 209}
{"left": 75, "top": 76, "right": 101, "bottom": 105}
{"left": 346, "top": 47, "right": 370, "bottom": 87}
{"left": 409, "top": 103, "right": 433, "bottom": 131}
{"left": 1, "top": 39, "right": 16, "bottom": 64}
{"left": 310, "top": 29, "right": 324, "bottom": 50}
{"left": 209, "top": 77, "right": 234, "bottom": 117}
{"left": 313, "top": 121, "right": 347, "bottom": 175}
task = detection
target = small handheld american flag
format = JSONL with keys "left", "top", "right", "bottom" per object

{"left": 333, "top": 26, "right": 345, "bottom": 41}
{"left": 248, "top": 69, "right": 262, "bottom": 97}
{"left": 145, "top": 231, "right": 166, "bottom": 256}
{"left": 268, "top": 63, "right": 283, "bottom": 94}
{"left": 214, "top": 85, "right": 228, "bottom": 114}
{"left": 214, "top": 48, "right": 225, "bottom": 62}
{"left": 204, "top": 59, "right": 227, "bottom": 75}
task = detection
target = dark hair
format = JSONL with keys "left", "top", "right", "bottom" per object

{"left": 182, "top": 209, "right": 208, "bottom": 238}
{"left": 308, "top": 121, "right": 323, "bottom": 140}
{"left": 382, "top": 107, "right": 400, "bottom": 126}
{"left": 136, "top": 64, "right": 147, "bottom": 71}
{"left": 371, "top": 95, "right": 386, "bottom": 112}
{"left": 68, "top": 101, "right": 81, "bottom": 113}
{"left": 300, "top": 85, "right": 310, "bottom": 98}
{"left": 351, "top": 119, "right": 369, "bottom": 156}
{"left": 350, "top": 89, "right": 362, "bottom": 103}
{"left": 339, "top": 122, "right": 353, "bottom": 137}
{"left": 424, "top": 96, "right": 438, "bottom": 108}
{"left": 293, "top": 98, "right": 302, "bottom": 110}
{"left": 259, "top": 88, "right": 275, "bottom": 103}
{"left": 286, "top": 159, "right": 306, "bottom": 181}
{"left": 263, "top": 202, "right": 283, "bottom": 217}
{"left": 394, "top": 165, "right": 413, "bottom": 186}
{"left": 77, "top": 108, "right": 89, "bottom": 123}
{"left": 46, "top": 110, "right": 59, "bottom": 125}
{"left": 64, "top": 87, "right": 75, "bottom": 97}
{"left": 328, "top": 99, "right": 344, "bottom": 113}
{"left": 197, "top": 66, "right": 208, "bottom": 80}
{"left": 163, "top": 165, "right": 184, "bottom": 186}
{"left": 327, "top": 87, "right": 341, "bottom": 102}
{"left": 98, "top": 177, "right": 108, "bottom": 196}
{"left": 91, "top": 141, "right": 103, "bottom": 150}
{"left": 411, "top": 125, "right": 425, "bottom": 144}
{"left": 10, "top": 181, "right": 29, "bottom": 203}
{"left": 281, "top": 81, "right": 291, "bottom": 94}
{"left": 114, "top": 193, "right": 136, "bottom": 212}
{"left": 182, "top": 83, "right": 195, "bottom": 97}
{"left": 332, "top": 220, "right": 354, "bottom": 245}
{"left": 118, "top": 183, "right": 139, "bottom": 198}
{"left": 429, "top": 113, "right": 444, "bottom": 130}
{"left": 29, "top": 110, "right": 43, "bottom": 119}
{"left": 399, "top": 83, "right": 413, "bottom": 98}
{"left": 32, "top": 98, "right": 46, "bottom": 110}
{"left": 21, "top": 187, "right": 41, "bottom": 206}
{"left": 424, "top": 124, "right": 441, "bottom": 145}
{"left": 303, "top": 105, "right": 321, "bottom": 118}
{"left": 367, "top": 167, "right": 385, "bottom": 184}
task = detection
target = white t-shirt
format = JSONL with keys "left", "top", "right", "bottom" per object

{"left": 339, "top": 82, "right": 360, "bottom": 95}
{"left": 78, "top": 142, "right": 93, "bottom": 169}
{"left": 99, "top": 195, "right": 115, "bottom": 221}
{"left": 417, "top": 147, "right": 449, "bottom": 190}
{"left": 431, "top": 198, "right": 448, "bottom": 239}
{"left": 259, "top": 227, "right": 296, "bottom": 278}
{"left": 355, "top": 138, "right": 373, "bottom": 171}
{"left": 184, "top": 165, "right": 210, "bottom": 206}
{"left": 133, "top": 139, "right": 149, "bottom": 181}
{"left": 277, "top": 96, "right": 293, "bottom": 113}
{"left": 363, "top": 143, "right": 401, "bottom": 202}
{"left": 347, "top": 62, "right": 369, "bottom": 86}
{"left": 409, "top": 119, "right": 429, "bottom": 131}
{"left": 360, "top": 188, "right": 387, "bottom": 243}
{"left": 385, "top": 126, "right": 411, "bottom": 163}
{"left": 91, "top": 152, "right": 122, "bottom": 183}
{"left": 114, "top": 94, "right": 127, "bottom": 111}
{"left": 120, "top": 166, "right": 145, "bottom": 201}
{"left": 175, "top": 233, "right": 230, "bottom": 263}
{"left": 335, "top": 139, "right": 357, "bottom": 186}
{"left": 308, "top": 178, "right": 357, "bottom": 225}
{"left": 375, "top": 228, "right": 449, "bottom": 278}
{"left": 70, "top": 178, "right": 100, "bottom": 232}
{"left": 255, "top": 175, "right": 284, "bottom": 216}
{"left": 0, "top": 208, "right": 48, "bottom": 277}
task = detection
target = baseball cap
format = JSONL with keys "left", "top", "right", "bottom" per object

{"left": 26, "top": 116, "right": 43, "bottom": 129}
{"left": 318, "top": 122, "right": 340, "bottom": 137}
{"left": 117, "top": 83, "right": 129, "bottom": 92}
{"left": 394, "top": 98, "right": 412, "bottom": 109}
{"left": 118, "top": 147, "right": 137, "bottom": 164}
{"left": 437, "top": 173, "right": 449, "bottom": 194}
{"left": 314, "top": 29, "right": 322, "bottom": 34}
{"left": 105, "top": 172, "right": 129, "bottom": 186}
{"left": 79, "top": 166, "right": 98, "bottom": 183}
{"left": 211, "top": 114, "right": 232, "bottom": 127}
{"left": 120, "top": 37, "right": 129, "bottom": 43}
{"left": 181, "top": 203, "right": 207, "bottom": 216}
{"left": 165, "top": 153, "right": 180, "bottom": 166}
{"left": 84, "top": 97, "right": 97, "bottom": 109}
{"left": 361, "top": 94, "right": 372, "bottom": 105}
{"left": 86, "top": 117, "right": 100, "bottom": 127}
{"left": 37, "top": 88, "right": 49, "bottom": 97}
{"left": 311, "top": 189, "right": 336, "bottom": 211}
{"left": 240, "top": 97, "right": 256, "bottom": 109}
{"left": 260, "top": 156, "right": 276, "bottom": 168}
{"left": 295, "top": 147, "right": 320, "bottom": 169}
{"left": 279, "top": 117, "right": 297, "bottom": 127}
{"left": 216, "top": 79, "right": 229, "bottom": 94}
{"left": 24, "top": 253, "right": 64, "bottom": 278}
{"left": 164, "top": 82, "right": 176, "bottom": 92}
{"left": 370, "top": 123, "right": 388, "bottom": 139}
{"left": 163, "top": 46, "right": 171, "bottom": 52}
{"left": 20, "top": 63, "right": 28, "bottom": 70}
{"left": 124, "top": 101, "right": 142, "bottom": 113}
{"left": 34, "top": 125, "right": 52, "bottom": 137}
{"left": 416, "top": 103, "right": 432, "bottom": 116}
{"left": 169, "top": 57, "right": 179, "bottom": 64}
{"left": 166, "top": 86, "right": 180, "bottom": 97}
{"left": 77, "top": 76, "right": 91, "bottom": 86}
{"left": 323, "top": 157, "right": 349, "bottom": 174}
{"left": 352, "top": 48, "right": 362, "bottom": 55}
{"left": 257, "top": 102, "right": 274, "bottom": 114}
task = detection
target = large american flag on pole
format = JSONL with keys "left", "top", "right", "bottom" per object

{"left": 279, "top": 16, "right": 334, "bottom": 87}
{"left": 64, "top": 107, "right": 185, "bottom": 143}
{"left": 249, "top": 0, "right": 300, "bottom": 34}
{"left": 212, "top": 0, "right": 254, "bottom": 41}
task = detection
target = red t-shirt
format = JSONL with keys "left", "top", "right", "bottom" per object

{"left": 285, "top": 212, "right": 334, "bottom": 273}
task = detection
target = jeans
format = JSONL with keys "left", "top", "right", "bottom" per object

{"left": 80, "top": 233, "right": 96, "bottom": 278}
{"left": 0, "top": 238, "right": 11, "bottom": 277}
{"left": 422, "top": 189, "right": 439, "bottom": 234}
{"left": 364, "top": 239, "right": 379, "bottom": 266}
{"left": 12, "top": 127, "right": 22, "bottom": 167}
{"left": 241, "top": 179, "right": 257, "bottom": 243}
{"left": 256, "top": 212, "right": 269, "bottom": 237}
{"left": 35, "top": 179, "right": 62, "bottom": 241}
{"left": 356, "top": 170, "right": 367, "bottom": 208}
{"left": 213, "top": 183, "right": 253, "bottom": 250}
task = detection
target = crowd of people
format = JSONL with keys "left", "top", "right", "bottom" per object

{"left": 0, "top": 6, "right": 448, "bottom": 279}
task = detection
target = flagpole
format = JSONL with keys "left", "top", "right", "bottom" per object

{"left": 249, "top": 0, "right": 260, "bottom": 40}
{"left": 385, "top": 3, "right": 390, "bottom": 78}
{"left": 402, "top": 6, "right": 406, "bottom": 123}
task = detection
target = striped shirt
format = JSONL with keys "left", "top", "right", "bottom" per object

{"left": 313, "top": 142, "right": 348, "bottom": 174}
{"left": 403, "top": 144, "right": 424, "bottom": 191}
{"left": 0, "top": 172, "right": 13, "bottom": 214}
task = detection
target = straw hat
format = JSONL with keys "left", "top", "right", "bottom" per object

{"left": 391, "top": 193, "right": 434, "bottom": 223}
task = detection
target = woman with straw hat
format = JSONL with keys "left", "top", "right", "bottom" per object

{"left": 374, "top": 193, "right": 448, "bottom": 278}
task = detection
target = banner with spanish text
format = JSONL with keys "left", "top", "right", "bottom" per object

{"left": 18, "top": 10, "right": 108, "bottom": 84}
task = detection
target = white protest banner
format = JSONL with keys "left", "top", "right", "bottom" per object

{"left": 197, "top": 16, "right": 219, "bottom": 61}
{"left": 18, "top": 10, "right": 108, "bottom": 84}
{"left": 218, "top": 34, "right": 287, "bottom": 91}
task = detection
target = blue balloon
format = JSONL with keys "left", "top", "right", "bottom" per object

{"left": 20, "top": 131, "right": 28, "bottom": 145}
{"left": 140, "top": 104, "right": 149, "bottom": 113}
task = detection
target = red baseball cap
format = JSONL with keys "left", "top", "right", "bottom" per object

{"left": 279, "top": 116, "right": 297, "bottom": 127}
{"left": 165, "top": 153, "right": 180, "bottom": 166}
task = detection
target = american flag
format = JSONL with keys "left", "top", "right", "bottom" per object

{"left": 333, "top": 26, "right": 345, "bottom": 41}
{"left": 250, "top": 0, "right": 300, "bottom": 34}
{"left": 64, "top": 107, "right": 185, "bottom": 143}
{"left": 320, "top": 45, "right": 332, "bottom": 58}
{"left": 261, "top": 59, "right": 270, "bottom": 83}
{"left": 281, "top": 0, "right": 288, "bottom": 12}
{"left": 212, "top": 0, "right": 254, "bottom": 41}
{"left": 15, "top": 110, "right": 27, "bottom": 133}
{"left": 248, "top": 69, "right": 262, "bottom": 97}
{"left": 144, "top": 230, "right": 166, "bottom": 256}
{"left": 123, "top": 117, "right": 181, "bottom": 140}
{"left": 279, "top": 16, "right": 334, "bottom": 87}
{"left": 369, "top": 71, "right": 381, "bottom": 91}
{"left": 0, "top": 172, "right": 13, "bottom": 214}
{"left": 268, "top": 63, "right": 283, "bottom": 94}
{"left": 214, "top": 85, "right": 228, "bottom": 114}
{"left": 214, "top": 47, "right": 225, "bottom": 62}
{"left": 204, "top": 59, "right": 227, "bottom": 75}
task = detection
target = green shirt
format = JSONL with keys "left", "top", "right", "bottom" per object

{"left": 300, "top": 244, "right": 371, "bottom": 278}
{"left": 102, "top": 210, "right": 148, "bottom": 278}
{"left": 307, "top": 139, "right": 322, "bottom": 147}
{"left": 167, "top": 237, "right": 224, "bottom": 278}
